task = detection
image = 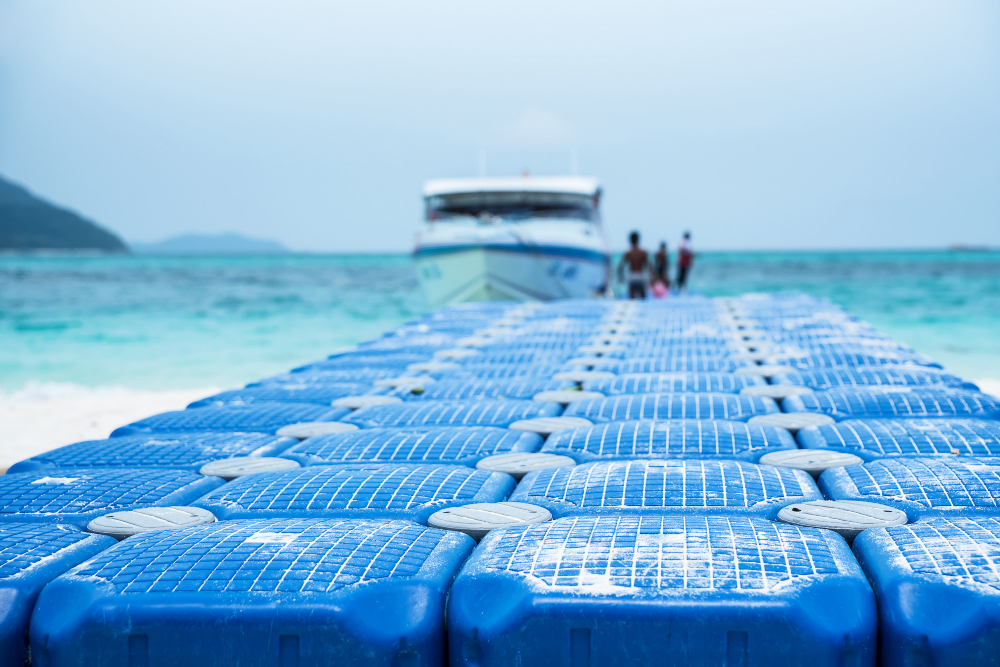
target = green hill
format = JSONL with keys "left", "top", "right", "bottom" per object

{"left": 0, "top": 175, "right": 127, "bottom": 252}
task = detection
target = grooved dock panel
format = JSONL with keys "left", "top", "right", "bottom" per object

{"left": 0, "top": 469, "right": 224, "bottom": 527}
{"left": 561, "top": 392, "right": 780, "bottom": 422}
{"left": 250, "top": 368, "right": 406, "bottom": 386}
{"left": 111, "top": 404, "right": 348, "bottom": 436}
{"left": 819, "top": 457, "right": 1000, "bottom": 519}
{"left": 510, "top": 459, "right": 821, "bottom": 518}
{"left": 187, "top": 383, "right": 377, "bottom": 408}
{"left": 584, "top": 357, "right": 753, "bottom": 373}
{"left": 783, "top": 388, "right": 1000, "bottom": 420}
{"left": 583, "top": 372, "right": 766, "bottom": 395}
{"left": 0, "top": 524, "right": 116, "bottom": 667}
{"left": 797, "top": 418, "right": 1000, "bottom": 461}
{"left": 282, "top": 426, "right": 541, "bottom": 466}
{"left": 448, "top": 515, "right": 876, "bottom": 667}
{"left": 428, "top": 363, "right": 568, "bottom": 380}
{"left": 6, "top": 432, "right": 296, "bottom": 472}
{"left": 540, "top": 419, "right": 797, "bottom": 462}
{"left": 768, "top": 351, "right": 940, "bottom": 368}
{"left": 770, "top": 368, "right": 978, "bottom": 391}
{"left": 853, "top": 517, "right": 1000, "bottom": 667}
{"left": 29, "top": 519, "right": 474, "bottom": 667}
{"left": 387, "top": 378, "right": 570, "bottom": 401}
{"left": 294, "top": 353, "right": 432, "bottom": 371}
{"left": 342, "top": 399, "right": 562, "bottom": 429}
{"left": 194, "top": 464, "right": 516, "bottom": 522}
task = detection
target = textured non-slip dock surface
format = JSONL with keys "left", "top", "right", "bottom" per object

{"left": 30, "top": 519, "right": 474, "bottom": 667}
{"left": 562, "top": 392, "right": 780, "bottom": 422}
{"left": 449, "top": 515, "right": 876, "bottom": 667}
{"left": 797, "top": 418, "right": 1000, "bottom": 460}
{"left": 783, "top": 387, "right": 1000, "bottom": 420}
{"left": 342, "top": 399, "right": 562, "bottom": 429}
{"left": 112, "top": 404, "right": 348, "bottom": 435}
{"left": 540, "top": 419, "right": 797, "bottom": 462}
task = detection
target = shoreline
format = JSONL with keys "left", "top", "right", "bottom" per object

{"left": 2, "top": 378, "right": 999, "bottom": 473}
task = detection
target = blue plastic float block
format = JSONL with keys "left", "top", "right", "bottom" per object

{"left": 0, "top": 469, "right": 224, "bottom": 527}
{"left": 29, "top": 518, "right": 474, "bottom": 667}
{"left": 852, "top": 517, "right": 1000, "bottom": 667}
{"left": 818, "top": 457, "right": 1000, "bottom": 521}
{"left": 426, "top": 363, "right": 568, "bottom": 381}
{"left": 782, "top": 388, "right": 1000, "bottom": 421}
{"left": 583, "top": 372, "right": 766, "bottom": 395}
{"left": 187, "top": 383, "right": 379, "bottom": 408}
{"left": 358, "top": 333, "right": 458, "bottom": 350}
{"left": 282, "top": 427, "right": 542, "bottom": 467}
{"left": 193, "top": 464, "right": 515, "bottom": 523}
{"left": 769, "top": 367, "right": 978, "bottom": 391}
{"left": 6, "top": 432, "right": 296, "bottom": 473}
{"left": 541, "top": 419, "right": 797, "bottom": 463}
{"left": 111, "top": 404, "right": 348, "bottom": 436}
{"left": 456, "top": 350, "right": 577, "bottom": 365}
{"left": 768, "top": 352, "right": 942, "bottom": 369}
{"left": 510, "top": 459, "right": 821, "bottom": 519}
{"left": 342, "top": 399, "right": 562, "bottom": 429}
{"left": 291, "top": 353, "right": 431, "bottom": 373}
{"left": 594, "top": 345, "right": 738, "bottom": 360}
{"left": 475, "top": 340, "right": 585, "bottom": 353}
{"left": 249, "top": 368, "right": 407, "bottom": 386}
{"left": 388, "top": 378, "right": 573, "bottom": 401}
{"left": 797, "top": 418, "right": 1000, "bottom": 461}
{"left": 587, "top": 357, "right": 753, "bottom": 373}
{"left": 561, "top": 392, "right": 780, "bottom": 423}
{"left": 0, "top": 524, "right": 116, "bottom": 667}
{"left": 448, "top": 515, "right": 876, "bottom": 667}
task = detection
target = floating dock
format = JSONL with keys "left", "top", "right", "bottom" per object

{"left": 5, "top": 293, "right": 1000, "bottom": 667}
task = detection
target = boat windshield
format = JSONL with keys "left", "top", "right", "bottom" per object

{"left": 425, "top": 191, "right": 599, "bottom": 222}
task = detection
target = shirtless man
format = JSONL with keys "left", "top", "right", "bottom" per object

{"left": 617, "top": 231, "right": 650, "bottom": 299}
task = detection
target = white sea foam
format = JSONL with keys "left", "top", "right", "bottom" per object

{"left": 0, "top": 382, "right": 221, "bottom": 471}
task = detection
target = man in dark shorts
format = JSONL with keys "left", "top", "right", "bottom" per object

{"left": 677, "top": 231, "right": 694, "bottom": 290}
{"left": 617, "top": 231, "right": 650, "bottom": 299}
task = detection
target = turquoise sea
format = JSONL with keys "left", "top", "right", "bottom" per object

{"left": 2, "top": 251, "right": 999, "bottom": 391}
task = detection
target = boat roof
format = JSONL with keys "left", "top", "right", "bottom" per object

{"left": 423, "top": 176, "right": 601, "bottom": 198}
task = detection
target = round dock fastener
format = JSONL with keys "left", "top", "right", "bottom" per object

{"left": 476, "top": 452, "right": 577, "bottom": 480}
{"left": 332, "top": 395, "right": 403, "bottom": 410}
{"left": 532, "top": 390, "right": 605, "bottom": 405}
{"left": 739, "top": 385, "right": 815, "bottom": 399}
{"left": 777, "top": 500, "right": 907, "bottom": 543}
{"left": 428, "top": 502, "right": 552, "bottom": 540}
{"left": 199, "top": 456, "right": 301, "bottom": 480}
{"left": 87, "top": 506, "right": 217, "bottom": 540}
{"left": 276, "top": 421, "right": 360, "bottom": 439}
{"left": 758, "top": 449, "right": 863, "bottom": 478}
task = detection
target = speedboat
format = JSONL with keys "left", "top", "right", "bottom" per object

{"left": 414, "top": 176, "right": 611, "bottom": 306}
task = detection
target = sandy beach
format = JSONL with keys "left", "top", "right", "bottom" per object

{"left": 2, "top": 378, "right": 998, "bottom": 472}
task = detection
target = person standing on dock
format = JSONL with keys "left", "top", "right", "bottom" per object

{"left": 618, "top": 231, "right": 650, "bottom": 299}
{"left": 654, "top": 242, "right": 670, "bottom": 289}
{"left": 677, "top": 231, "right": 694, "bottom": 290}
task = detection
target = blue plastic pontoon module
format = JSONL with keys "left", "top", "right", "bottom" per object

{"left": 292, "top": 353, "right": 432, "bottom": 372}
{"left": 0, "top": 469, "right": 224, "bottom": 527}
{"left": 194, "top": 464, "right": 515, "bottom": 523}
{"left": 582, "top": 372, "right": 766, "bottom": 395}
{"left": 767, "top": 351, "right": 941, "bottom": 369}
{"left": 769, "top": 367, "right": 978, "bottom": 391}
{"left": 7, "top": 432, "right": 296, "bottom": 473}
{"left": 111, "top": 404, "right": 348, "bottom": 436}
{"left": 386, "top": 378, "right": 571, "bottom": 401}
{"left": 819, "top": 457, "right": 1000, "bottom": 520}
{"left": 540, "top": 419, "right": 797, "bottom": 463}
{"left": 561, "top": 392, "right": 780, "bottom": 423}
{"left": 782, "top": 388, "right": 1000, "bottom": 421}
{"left": 0, "top": 524, "right": 115, "bottom": 667}
{"left": 29, "top": 519, "right": 474, "bottom": 667}
{"left": 853, "top": 517, "right": 1000, "bottom": 667}
{"left": 587, "top": 357, "right": 753, "bottom": 373}
{"left": 250, "top": 368, "right": 406, "bottom": 386}
{"left": 342, "top": 399, "right": 562, "bottom": 429}
{"left": 187, "top": 383, "right": 377, "bottom": 408}
{"left": 448, "top": 515, "right": 876, "bottom": 667}
{"left": 797, "top": 418, "right": 1000, "bottom": 461}
{"left": 281, "top": 426, "right": 541, "bottom": 467}
{"left": 510, "top": 459, "right": 820, "bottom": 519}
{"left": 432, "top": 363, "right": 568, "bottom": 381}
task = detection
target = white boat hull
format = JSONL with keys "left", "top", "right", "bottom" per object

{"left": 415, "top": 243, "right": 610, "bottom": 306}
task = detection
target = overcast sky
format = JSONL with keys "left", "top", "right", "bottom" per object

{"left": 1, "top": 1, "right": 998, "bottom": 251}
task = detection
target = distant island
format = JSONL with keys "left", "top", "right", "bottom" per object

{"left": 131, "top": 233, "right": 289, "bottom": 255}
{"left": 0, "top": 174, "right": 127, "bottom": 252}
